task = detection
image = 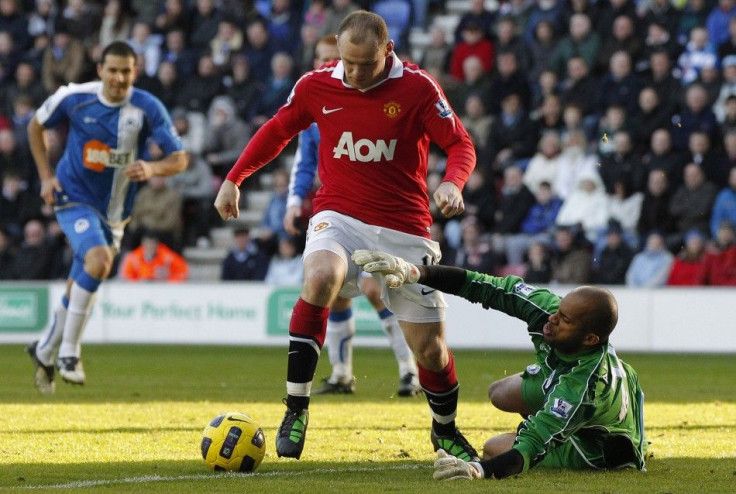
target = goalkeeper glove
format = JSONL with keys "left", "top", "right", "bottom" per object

{"left": 351, "top": 250, "right": 420, "bottom": 288}
{"left": 433, "top": 449, "right": 483, "bottom": 481}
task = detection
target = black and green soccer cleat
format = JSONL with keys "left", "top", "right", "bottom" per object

{"left": 275, "top": 400, "right": 309, "bottom": 459}
{"left": 312, "top": 377, "right": 356, "bottom": 394}
{"left": 431, "top": 427, "right": 480, "bottom": 462}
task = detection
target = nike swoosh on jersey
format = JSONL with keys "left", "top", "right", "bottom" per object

{"left": 421, "top": 288, "right": 437, "bottom": 295}
{"left": 322, "top": 106, "right": 343, "bottom": 114}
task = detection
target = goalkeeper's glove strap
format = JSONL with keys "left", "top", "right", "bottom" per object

{"left": 478, "top": 448, "right": 525, "bottom": 479}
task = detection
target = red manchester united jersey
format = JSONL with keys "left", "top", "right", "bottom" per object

{"left": 227, "top": 53, "right": 476, "bottom": 237}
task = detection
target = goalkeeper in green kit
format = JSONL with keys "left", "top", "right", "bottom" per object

{"left": 352, "top": 250, "right": 647, "bottom": 481}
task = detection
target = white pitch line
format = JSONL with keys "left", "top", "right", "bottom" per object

{"left": 14, "top": 463, "right": 430, "bottom": 490}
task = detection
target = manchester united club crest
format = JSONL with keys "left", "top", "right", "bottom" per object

{"left": 383, "top": 101, "right": 401, "bottom": 119}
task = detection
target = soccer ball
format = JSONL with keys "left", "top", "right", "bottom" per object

{"left": 201, "top": 412, "right": 266, "bottom": 472}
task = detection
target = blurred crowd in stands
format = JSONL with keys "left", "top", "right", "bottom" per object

{"left": 1, "top": 0, "right": 735, "bottom": 286}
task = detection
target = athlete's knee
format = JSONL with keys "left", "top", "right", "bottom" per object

{"left": 410, "top": 336, "right": 446, "bottom": 369}
{"left": 482, "top": 433, "right": 516, "bottom": 460}
{"left": 360, "top": 277, "right": 383, "bottom": 306}
{"left": 488, "top": 379, "right": 506, "bottom": 408}
{"left": 83, "top": 246, "right": 115, "bottom": 279}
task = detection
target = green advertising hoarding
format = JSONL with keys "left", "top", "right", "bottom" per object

{"left": 267, "top": 288, "right": 385, "bottom": 336}
{"left": 0, "top": 287, "right": 48, "bottom": 332}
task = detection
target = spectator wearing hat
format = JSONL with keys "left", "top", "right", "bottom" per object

{"left": 666, "top": 229, "right": 707, "bottom": 285}
{"left": 203, "top": 95, "right": 251, "bottom": 181}
{"left": 220, "top": 225, "right": 270, "bottom": 281}
{"left": 120, "top": 230, "right": 189, "bottom": 282}
{"left": 626, "top": 231, "right": 674, "bottom": 287}
{"left": 555, "top": 169, "right": 609, "bottom": 243}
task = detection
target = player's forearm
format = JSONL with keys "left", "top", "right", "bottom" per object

{"left": 441, "top": 137, "right": 476, "bottom": 190}
{"left": 226, "top": 118, "right": 295, "bottom": 186}
{"left": 417, "top": 265, "right": 469, "bottom": 295}
{"left": 28, "top": 117, "right": 52, "bottom": 179}
{"left": 150, "top": 150, "right": 188, "bottom": 176}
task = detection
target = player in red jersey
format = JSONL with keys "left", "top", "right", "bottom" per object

{"left": 214, "top": 11, "right": 477, "bottom": 461}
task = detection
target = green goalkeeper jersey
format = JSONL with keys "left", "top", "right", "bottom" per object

{"left": 456, "top": 272, "right": 647, "bottom": 472}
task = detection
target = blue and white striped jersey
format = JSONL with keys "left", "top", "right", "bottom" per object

{"left": 36, "top": 81, "right": 182, "bottom": 224}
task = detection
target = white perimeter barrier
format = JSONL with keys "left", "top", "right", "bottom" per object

{"left": 0, "top": 282, "right": 734, "bottom": 352}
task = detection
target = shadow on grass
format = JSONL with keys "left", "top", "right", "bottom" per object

{"left": 3, "top": 458, "right": 735, "bottom": 493}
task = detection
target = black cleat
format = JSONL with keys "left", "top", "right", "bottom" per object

{"left": 275, "top": 400, "right": 309, "bottom": 459}
{"left": 397, "top": 372, "right": 421, "bottom": 397}
{"left": 431, "top": 427, "right": 480, "bottom": 462}
{"left": 26, "top": 341, "right": 55, "bottom": 395}
{"left": 312, "top": 377, "right": 355, "bottom": 394}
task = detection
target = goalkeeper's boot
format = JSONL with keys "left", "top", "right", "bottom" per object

{"left": 397, "top": 372, "right": 421, "bottom": 397}
{"left": 275, "top": 399, "right": 309, "bottom": 459}
{"left": 58, "top": 356, "right": 86, "bottom": 385}
{"left": 312, "top": 376, "right": 355, "bottom": 394}
{"left": 431, "top": 427, "right": 480, "bottom": 462}
{"left": 26, "top": 341, "right": 55, "bottom": 395}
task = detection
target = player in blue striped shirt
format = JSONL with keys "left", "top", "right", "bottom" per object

{"left": 26, "top": 41, "right": 187, "bottom": 394}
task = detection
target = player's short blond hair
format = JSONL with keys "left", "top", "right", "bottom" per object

{"left": 337, "top": 10, "right": 388, "bottom": 49}
{"left": 318, "top": 33, "right": 338, "bottom": 48}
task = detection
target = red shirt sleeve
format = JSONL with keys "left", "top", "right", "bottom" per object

{"left": 420, "top": 80, "right": 476, "bottom": 190}
{"left": 226, "top": 77, "right": 314, "bottom": 186}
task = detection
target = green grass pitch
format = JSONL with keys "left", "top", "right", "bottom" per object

{"left": 1, "top": 344, "right": 734, "bottom": 493}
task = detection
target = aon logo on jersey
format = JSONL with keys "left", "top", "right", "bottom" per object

{"left": 333, "top": 132, "right": 396, "bottom": 162}
{"left": 83, "top": 140, "right": 133, "bottom": 172}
